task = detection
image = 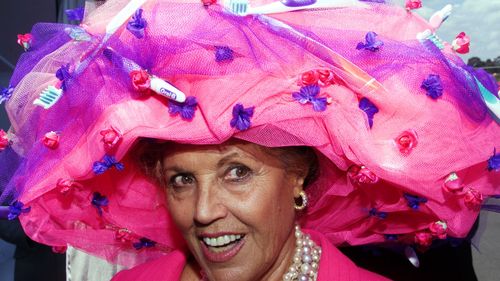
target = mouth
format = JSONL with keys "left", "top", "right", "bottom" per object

{"left": 199, "top": 233, "right": 246, "bottom": 263}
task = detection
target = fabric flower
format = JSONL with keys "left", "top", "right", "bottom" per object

{"left": 405, "top": 0, "right": 422, "bottom": 10}
{"left": 0, "top": 129, "right": 9, "bottom": 151}
{"left": 292, "top": 84, "right": 328, "bottom": 112}
{"left": 464, "top": 188, "right": 483, "bottom": 210}
{"left": 404, "top": 193, "right": 428, "bottom": 210}
{"left": 356, "top": 32, "right": 383, "bottom": 52}
{"left": 414, "top": 231, "right": 432, "bottom": 247}
{"left": 358, "top": 97, "right": 378, "bottom": 128}
{"left": 127, "top": 9, "right": 147, "bottom": 39}
{"left": 429, "top": 221, "right": 447, "bottom": 239}
{"left": 451, "top": 32, "right": 470, "bottom": 54}
{"left": 168, "top": 96, "right": 198, "bottom": 121}
{"left": 300, "top": 70, "right": 319, "bottom": 86}
{"left": 100, "top": 127, "right": 122, "bottom": 150}
{"left": 57, "top": 178, "right": 83, "bottom": 195}
{"left": 369, "top": 208, "right": 388, "bottom": 219}
{"left": 8, "top": 201, "right": 31, "bottom": 220}
{"left": 52, "top": 246, "right": 67, "bottom": 254}
{"left": 42, "top": 131, "right": 60, "bottom": 149}
{"left": 347, "top": 165, "right": 379, "bottom": 185}
{"left": 133, "top": 237, "right": 156, "bottom": 250}
{"left": 487, "top": 148, "right": 499, "bottom": 171}
{"left": 56, "top": 64, "right": 72, "bottom": 91}
{"left": 442, "top": 172, "right": 464, "bottom": 193}
{"left": 116, "top": 229, "right": 134, "bottom": 243}
{"left": 395, "top": 130, "right": 418, "bottom": 154}
{"left": 215, "top": 46, "right": 234, "bottom": 62}
{"left": 201, "top": 0, "right": 217, "bottom": 6}
{"left": 17, "top": 33, "right": 33, "bottom": 51}
{"left": 0, "top": 86, "right": 14, "bottom": 104}
{"left": 92, "top": 155, "right": 125, "bottom": 175}
{"left": 421, "top": 74, "right": 443, "bottom": 99}
{"left": 130, "top": 69, "right": 151, "bottom": 92}
{"left": 91, "top": 192, "right": 108, "bottom": 216}
{"left": 317, "top": 69, "right": 335, "bottom": 87}
{"left": 230, "top": 103, "right": 254, "bottom": 131}
{"left": 65, "top": 7, "right": 84, "bottom": 21}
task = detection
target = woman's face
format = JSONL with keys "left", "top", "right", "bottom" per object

{"left": 162, "top": 142, "right": 303, "bottom": 281}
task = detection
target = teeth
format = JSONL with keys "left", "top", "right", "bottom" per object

{"left": 203, "top": 234, "right": 242, "bottom": 247}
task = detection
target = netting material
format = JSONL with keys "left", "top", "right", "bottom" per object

{"left": 0, "top": 0, "right": 498, "bottom": 266}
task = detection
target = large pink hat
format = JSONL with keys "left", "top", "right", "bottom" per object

{"left": 1, "top": 0, "right": 499, "bottom": 266}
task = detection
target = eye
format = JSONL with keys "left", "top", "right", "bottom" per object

{"left": 224, "top": 165, "right": 252, "bottom": 182}
{"left": 169, "top": 173, "right": 195, "bottom": 189}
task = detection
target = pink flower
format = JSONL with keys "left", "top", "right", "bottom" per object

{"left": 0, "top": 129, "right": 9, "bottom": 151}
{"left": 201, "top": 0, "right": 217, "bottom": 6}
{"left": 347, "top": 165, "right": 379, "bottom": 185}
{"left": 464, "top": 188, "right": 483, "bottom": 210}
{"left": 451, "top": 32, "right": 470, "bottom": 54}
{"left": 42, "top": 131, "right": 60, "bottom": 149}
{"left": 17, "top": 33, "right": 33, "bottom": 51}
{"left": 317, "top": 69, "right": 335, "bottom": 87}
{"left": 395, "top": 130, "right": 418, "bottom": 155}
{"left": 57, "top": 178, "right": 83, "bottom": 195}
{"left": 300, "top": 70, "right": 319, "bottom": 86}
{"left": 100, "top": 127, "right": 122, "bottom": 150}
{"left": 405, "top": 0, "right": 422, "bottom": 10}
{"left": 52, "top": 246, "right": 67, "bottom": 254}
{"left": 115, "top": 229, "right": 134, "bottom": 243}
{"left": 429, "top": 221, "right": 447, "bottom": 239}
{"left": 442, "top": 172, "right": 464, "bottom": 193}
{"left": 130, "top": 69, "right": 151, "bottom": 92}
{"left": 414, "top": 231, "right": 433, "bottom": 247}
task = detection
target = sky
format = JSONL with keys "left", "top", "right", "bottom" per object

{"left": 393, "top": 0, "right": 500, "bottom": 61}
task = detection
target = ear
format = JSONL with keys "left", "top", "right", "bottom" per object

{"left": 289, "top": 174, "right": 305, "bottom": 198}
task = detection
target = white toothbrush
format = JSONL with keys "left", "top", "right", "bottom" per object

{"left": 33, "top": 86, "right": 63, "bottom": 109}
{"left": 225, "top": 0, "right": 368, "bottom": 16}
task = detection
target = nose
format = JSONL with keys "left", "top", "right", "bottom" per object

{"left": 193, "top": 182, "right": 227, "bottom": 225}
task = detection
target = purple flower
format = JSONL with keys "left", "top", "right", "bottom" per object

{"left": 358, "top": 97, "right": 379, "bottom": 128}
{"left": 384, "top": 234, "right": 398, "bottom": 241}
{"left": 133, "top": 237, "right": 156, "bottom": 250}
{"left": 292, "top": 84, "right": 327, "bottom": 112}
{"left": 65, "top": 7, "right": 84, "bottom": 21}
{"left": 369, "top": 208, "right": 388, "bottom": 219}
{"left": 421, "top": 74, "right": 443, "bottom": 99}
{"left": 487, "top": 148, "right": 500, "bottom": 171}
{"left": 356, "top": 32, "right": 384, "bottom": 52}
{"left": 91, "top": 192, "right": 108, "bottom": 216}
{"left": 215, "top": 46, "right": 234, "bottom": 62}
{"left": 168, "top": 96, "right": 198, "bottom": 121}
{"left": 56, "top": 64, "right": 72, "bottom": 91}
{"left": 230, "top": 103, "right": 255, "bottom": 131}
{"left": 92, "top": 155, "right": 124, "bottom": 175}
{"left": 0, "top": 86, "right": 14, "bottom": 104}
{"left": 127, "top": 9, "right": 147, "bottom": 39}
{"left": 8, "top": 201, "right": 31, "bottom": 220}
{"left": 403, "top": 193, "right": 428, "bottom": 210}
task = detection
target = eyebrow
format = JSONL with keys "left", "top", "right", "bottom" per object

{"left": 162, "top": 152, "right": 244, "bottom": 173}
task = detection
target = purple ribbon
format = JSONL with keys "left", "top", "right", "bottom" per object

{"left": 369, "top": 208, "right": 388, "bottom": 219}
{"left": 403, "top": 193, "right": 428, "bottom": 210}
{"left": 133, "top": 237, "right": 156, "bottom": 250}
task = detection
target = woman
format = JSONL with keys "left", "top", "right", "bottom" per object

{"left": 0, "top": 0, "right": 498, "bottom": 280}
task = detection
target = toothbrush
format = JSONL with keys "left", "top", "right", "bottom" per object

{"left": 429, "top": 4, "right": 453, "bottom": 31}
{"left": 103, "top": 48, "right": 186, "bottom": 103}
{"left": 225, "top": 0, "right": 368, "bottom": 16}
{"left": 33, "top": 86, "right": 63, "bottom": 109}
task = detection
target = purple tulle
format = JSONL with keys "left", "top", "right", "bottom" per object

{"left": 358, "top": 97, "right": 378, "bottom": 128}
{"left": 91, "top": 192, "right": 108, "bottom": 216}
{"left": 421, "top": 74, "right": 443, "bottom": 99}
{"left": 403, "top": 193, "right": 428, "bottom": 210}
{"left": 230, "top": 104, "right": 254, "bottom": 131}
{"left": 0, "top": 86, "right": 13, "bottom": 104}
{"left": 168, "top": 96, "right": 198, "bottom": 121}
{"left": 356, "top": 32, "right": 383, "bottom": 52}
{"left": 127, "top": 9, "right": 147, "bottom": 39}
{"left": 65, "top": 7, "right": 84, "bottom": 21}
{"left": 292, "top": 84, "right": 327, "bottom": 112}
{"left": 7, "top": 201, "right": 31, "bottom": 220}
{"left": 133, "top": 237, "right": 156, "bottom": 250}
{"left": 215, "top": 46, "right": 234, "bottom": 62}
{"left": 487, "top": 149, "right": 500, "bottom": 171}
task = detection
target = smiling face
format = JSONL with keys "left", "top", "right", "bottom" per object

{"left": 161, "top": 142, "right": 305, "bottom": 281}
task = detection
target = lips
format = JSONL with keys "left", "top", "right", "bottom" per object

{"left": 199, "top": 233, "right": 245, "bottom": 263}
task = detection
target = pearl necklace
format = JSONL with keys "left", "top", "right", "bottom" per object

{"left": 283, "top": 225, "right": 321, "bottom": 281}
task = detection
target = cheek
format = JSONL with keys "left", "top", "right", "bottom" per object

{"left": 166, "top": 193, "right": 194, "bottom": 232}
